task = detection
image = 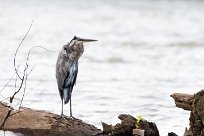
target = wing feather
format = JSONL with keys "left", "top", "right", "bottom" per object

{"left": 63, "top": 61, "right": 78, "bottom": 104}
{"left": 56, "top": 52, "right": 77, "bottom": 102}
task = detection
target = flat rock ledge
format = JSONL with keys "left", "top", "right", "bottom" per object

{"left": 0, "top": 103, "right": 105, "bottom": 136}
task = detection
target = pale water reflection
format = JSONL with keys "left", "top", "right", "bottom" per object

{"left": 1, "top": 0, "right": 204, "bottom": 135}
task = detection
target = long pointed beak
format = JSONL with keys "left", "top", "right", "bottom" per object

{"left": 74, "top": 36, "right": 97, "bottom": 42}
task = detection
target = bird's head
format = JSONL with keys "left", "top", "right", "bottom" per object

{"left": 62, "top": 36, "right": 97, "bottom": 59}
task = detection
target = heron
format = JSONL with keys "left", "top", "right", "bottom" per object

{"left": 56, "top": 36, "right": 97, "bottom": 117}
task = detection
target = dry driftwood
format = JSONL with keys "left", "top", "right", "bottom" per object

{"left": 171, "top": 90, "right": 204, "bottom": 136}
{"left": 0, "top": 103, "right": 106, "bottom": 136}
{"left": 170, "top": 93, "right": 193, "bottom": 111}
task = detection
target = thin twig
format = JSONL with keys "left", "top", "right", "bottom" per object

{"left": 19, "top": 71, "right": 28, "bottom": 109}
{"left": 10, "top": 45, "right": 55, "bottom": 108}
{"left": 0, "top": 21, "right": 33, "bottom": 129}
{"left": 0, "top": 102, "right": 9, "bottom": 108}
{"left": 14, "top": 20, "right": 33, "bottom": 80}
{"left": 0, "top": 21, "right": 57, "bottom": 129}
{"left": 27, "top": 64, "right": 36, "bottom": 76}
{"left": 10, "top": 110, "right": 21, "bottom": 117}
{"left": 0, "top": 109, "right": 12, "bottom": 128}
{"left": 15, "top": 82, "right": 40, "bottom": 107}
{"left": 17, "top": 45, "right": 55, "bottom": 108}
{"left": 14, "top": 71, "right": 18, "bottom": 92}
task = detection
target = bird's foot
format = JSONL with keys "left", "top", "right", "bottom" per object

{"left": 70, "top": 116, "right": 82, "bottom": 122}
{"left": 56, "top": 114, "right": 68, "bottom": 121}
{"left": 70, "top": 115, "right": 77, "bottom": 120}
{"left": 91, "top": 132, "right": 104, "bottom": 136}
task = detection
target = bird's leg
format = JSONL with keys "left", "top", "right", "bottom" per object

{"left": 69, "top": 96, "right": 77, "bottom": 120}
{"left": 56, "top": 99, "right": 66, "bottom": 120}
{"left": 57, "top": 99, "right": 68, "bottom": 121}
{"left": 70, "top": 96, "right": 72, "bottom": 117}
{"left": 61, "top": 99, "right": 64, "bottom": 117}
{"left": 57, "top": 99, "right": 65, "bottom": 119}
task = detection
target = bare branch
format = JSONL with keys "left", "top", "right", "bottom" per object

{"left": 14, "top": 20, "right": 33, "bottom": 80}
{"left": 0, "top": 102, "right": 9, "bottom": 108}
{"left": 0, "top": 21, "right": 33, "bottom": 129}
{"left": 0, "top": 21, "right": 57, "bottom": 129}
{"left": 14, "top": 71, "right": 18, "bottom": 92}
{"left": 31, "top": 45, "right": 56, "bottom": 52}
{"left": 27, "top": 64, "right": 36, "bottom": 76}
{"left": 19, "top": 71, "right": 28, "bottom": 109}
{"left": 0, "top": 109, "right": 12, "bottom": 128}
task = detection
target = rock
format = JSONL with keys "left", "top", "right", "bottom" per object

{"left": 139, "top": 119, "right": 159, "bottom": 136}
{"left": 171, "top": 90, "right": 204, "bottom": 136}
{"left": 133, "top": 129, "right": 145, "bottom": 136}
{"left": 0, "top": 103, "right": 106, "bottom": 136}
{"left": 168, "top": 132, "right": 178, "bottom": 136}
{"left": 101, "top": 114, "right": 159, "bottom": 136}
{"left": 101, "top": 122, "right": 113, "bottom": 134}
{"left": 183, "top": 128, "right": 193, "bottom": 136}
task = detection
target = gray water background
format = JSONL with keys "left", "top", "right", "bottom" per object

{"left": 1, "top": 0, "right": 204, "bottom": 135}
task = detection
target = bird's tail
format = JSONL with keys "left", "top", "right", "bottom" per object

{"left": 63, "top": 88, "right": 71, "bottom": 104}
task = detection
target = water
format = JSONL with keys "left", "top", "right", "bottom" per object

{"left": 1, "top": 0, "right": 204, "bottom": 135}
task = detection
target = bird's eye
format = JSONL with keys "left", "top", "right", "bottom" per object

{"left": 64, "top": 47, "right": 67, "bottom": 52}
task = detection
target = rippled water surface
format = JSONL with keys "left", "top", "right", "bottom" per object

{"left": 1, "top": 0, "right": 204, "bottom": 135}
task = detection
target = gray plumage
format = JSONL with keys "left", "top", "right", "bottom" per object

{"left": 56, "top": 36, "right": 97, "bottom": 117}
